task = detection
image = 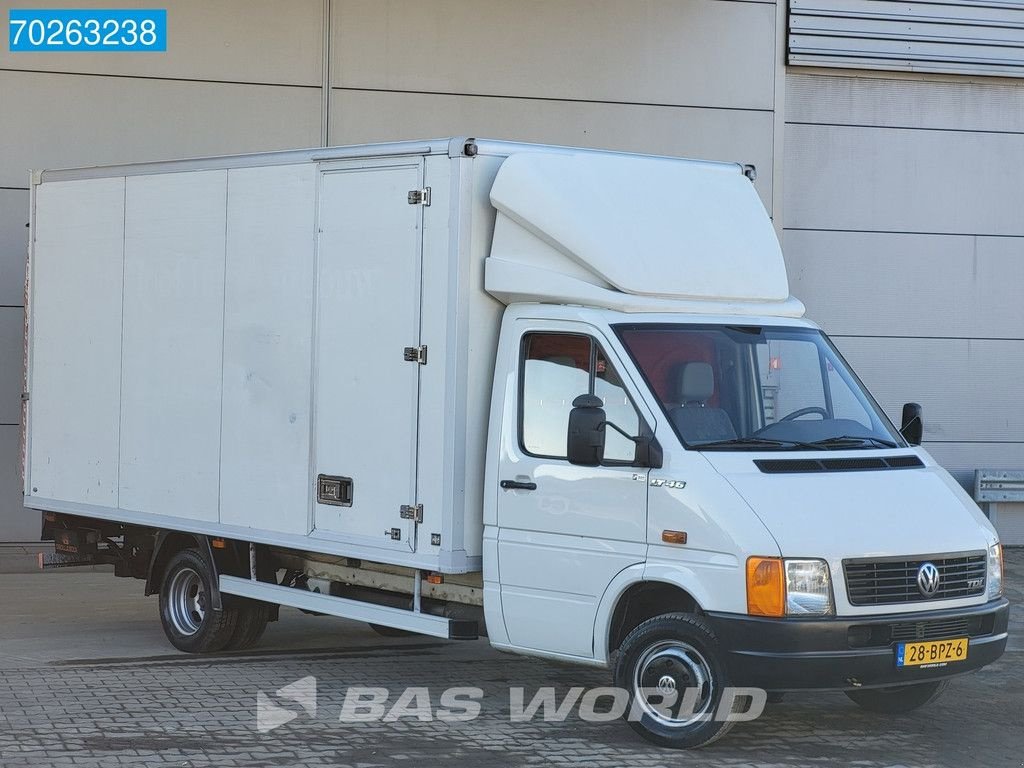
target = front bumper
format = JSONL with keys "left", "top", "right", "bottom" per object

{"left": 705, "top": 597, "right": 1009, "bottom": 691}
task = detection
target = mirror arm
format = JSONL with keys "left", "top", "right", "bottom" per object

{"left": 598, "top": 421, "right": 662, "bottom": 469}
{"left": 600, "top": 420, "right": 641, "bottom": 443}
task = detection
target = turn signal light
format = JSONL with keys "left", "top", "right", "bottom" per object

{"left": 746, "top": 556, "right": 785, "bottom": 617}
{"left": 211, "top": 538, "right": 226, "bottom": 549}
{"left": 661, "top": 530, "right": 687, "bottom": 545}
{"left": 426, "top": 573, "right": 443, "bottom": 584}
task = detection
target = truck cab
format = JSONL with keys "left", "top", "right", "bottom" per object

{"left": 476, "top": 149, "right": 1008, "bottom": 747}
{"left": 482, "top": 303, "right": 1007, "bottom": 747}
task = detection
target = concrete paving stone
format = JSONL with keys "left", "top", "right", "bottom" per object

{"left": 0, "top": 554, "right": 1021, "bottom": 766}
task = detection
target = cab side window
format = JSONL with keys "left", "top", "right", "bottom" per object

{"left": 520, "top": 333, "right": 641, "bottom": 462}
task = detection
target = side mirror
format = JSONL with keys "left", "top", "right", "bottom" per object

{"left": 567, "top": 394, "right": 606, "bottom": 466}
{"left": 900, "top": 402, "right": 923, "bottom": 446}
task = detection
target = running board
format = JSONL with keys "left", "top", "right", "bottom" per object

{"left": 218, "top": 575, "right": 477, "bottom": 640}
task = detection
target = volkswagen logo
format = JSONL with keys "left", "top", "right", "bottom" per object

{"left": 917, "top": 562, "right": 941, "bottom": 597}
{"left": 657, "top": 675, "right": 677, "bottom": 696}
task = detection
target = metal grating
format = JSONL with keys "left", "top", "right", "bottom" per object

{"left": 889, "top": 616, "right": 974, "bottom": 641}
{"left": 788, "top": 0, "right": 1024, "bottom": 78}
{"left": 848, "top": 614, "right": 991, "bottom": 646}
{"left": 755, "top": 455, "right": 924, "bottom": 474}
{"left": 844, "top": 552, "right": 987, "bottom": 606}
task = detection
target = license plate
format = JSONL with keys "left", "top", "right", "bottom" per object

{"left": 896, "top": 637, "right": 969, "bottom": 668}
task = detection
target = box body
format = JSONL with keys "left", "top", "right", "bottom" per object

{"left": 25, "top": 140, "right": 504, "bottom": 573}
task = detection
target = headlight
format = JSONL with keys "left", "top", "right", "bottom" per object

{"left": 747, "top": 557, "right": 835, "bottom": 616}
{"left": 785, "top": 559, "right": 834, "bottom": 616}
{"left": 988, "top": 542, "right": 1004, "bottom": 599}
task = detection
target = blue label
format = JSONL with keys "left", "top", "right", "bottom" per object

{"left": 9, "top": 9, "right": 167, "bottom": 51}
{"left": 896, "top": 643, "right": 906, "bottom": 667}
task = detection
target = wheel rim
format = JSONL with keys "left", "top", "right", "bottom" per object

{"left": 167, "top": 566, "right": 206, "bottom": 636}
{"left": 633, "top": 640, "right": 715, "bottom": 727}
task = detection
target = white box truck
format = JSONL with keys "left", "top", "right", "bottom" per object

{"left": 22, "top": 138, "right": 1008, "bottom": 747}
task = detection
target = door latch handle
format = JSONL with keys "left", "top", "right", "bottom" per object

{"left": 500, "top": 479, "right": 537, "bottom": 491}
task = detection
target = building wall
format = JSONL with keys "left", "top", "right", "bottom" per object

{"left": 0, "top": 0, "right": 326, "bottom": 540}
{"left": 783, "top": 72, "right": 1024, "bottom": 486}
{"left": 327, "top": 0, "right": 780, "bottom": 209}
{"left": 0, "top": 0, "right": 785, "bottom": 541}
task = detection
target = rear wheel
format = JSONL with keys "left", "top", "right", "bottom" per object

{"left": 845, "top": 680, "right": 949, "bottom": 714}
{"left": 159, "top": 548, "right": 238, "bottom": 654}
{"left": 224, "top": 600, "right": 272, "bottom": 651}
{"left": 614, "top": 613, "right": 736, "bottom": 749}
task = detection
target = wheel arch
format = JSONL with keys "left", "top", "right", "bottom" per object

{"left": 594, "top": 564, "right": 714, "bottom": 664}
{"left": 145, "top": 531, "right": 241, "bottom": 612}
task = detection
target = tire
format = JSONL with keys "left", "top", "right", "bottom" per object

{"left": 368, "top": 623, "right": 418, "bottom": 638}
{"left": 845, "top": 680, "right": 949, "bottom": 714}
{"left": 158, "top": 548, "right": 238, "bottom": 654}
{"left": 613, "top": 612, "right": 736, "bottom": 749}
{"left": 224, "top": 599, "right": 272, "bottom": 651}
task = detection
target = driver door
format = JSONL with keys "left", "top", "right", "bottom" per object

{"left": 495, "top": 324, "right": 652, "bottom": 659}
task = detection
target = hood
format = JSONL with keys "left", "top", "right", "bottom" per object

{"left": 701, "top": 451, "right": 998, "bottom": 614}
{"left": 707, "top": 455, "right": 995, "bottom": 558}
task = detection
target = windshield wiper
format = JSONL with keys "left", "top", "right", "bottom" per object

{"left": 804, "top": 435, "right": 899, "bottom": 449}
{"left": 691, "top": 437, "right": 820, "bottom": 451}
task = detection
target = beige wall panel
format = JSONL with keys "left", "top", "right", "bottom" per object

{"left": 785, "top": 230, "right": 1024, "bottom": 339}
{"left": 785, "top": 123, "right": 1024, "bottom": 236}
{"left": 0, "top": 71, "right": 321, "bottom": 187}
{"left": 926, "top": 442, "right": 1024, "bottom": 478}
{"left": 0, "top": 426, "right": 34, "bottom": 541}
{"left": 788, "top": 73, "right": 1024, "bottom": 133}
{"left": 0, "top": 190, "right": 28, "bottom": 306}
{"left": 0, "top": 0, "right": 323, "bottom": 86}
{"left": 833, "top": 336, "right": 1024, "bottom": 444}
{"left": 0, "top": 307, "right": 22, "bottom": 425}
{"left": 331, "top": 88, "right": 775, "bottom": 208}
{"left": 332, "top": 0, "right": 776, "bottom": 110}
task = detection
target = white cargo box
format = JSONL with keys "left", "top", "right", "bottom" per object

{"left": 25, "top": 139, "right": 508, "bottom": 572}
{"left": 24, "top": 138, "right": 797, "bottom": 574}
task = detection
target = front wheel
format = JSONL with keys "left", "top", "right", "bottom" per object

{"left": 845, "top": 680, "right": 949, "bottom": 714}
{"left": 614, "top": 613, "right": 736, "bottom": 748}
{"left": 159, "top": 548, "right": 238, "bottom": 654}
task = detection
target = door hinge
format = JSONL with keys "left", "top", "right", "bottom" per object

{"left": 403, "top": 345, "right": 427, "bottom": 365}
{"left": 20, "top": 392, "right": 29, "bottom": 402}
{"left": 400, "top": 504, "right": 423, "bottom": 524}
{"left": 408, "top": 187, "right": 431, "bottom": 206}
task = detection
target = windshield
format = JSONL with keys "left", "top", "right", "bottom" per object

{"left": 614, "top": 324, "right": 904, "bottom": 451}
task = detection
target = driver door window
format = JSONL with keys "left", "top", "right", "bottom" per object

{"left": 521, "top": 333, "right": 640, "bottom": 463}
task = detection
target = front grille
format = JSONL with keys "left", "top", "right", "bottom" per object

{"left": 844, "top": 552, "right": 987, "bottom": 606}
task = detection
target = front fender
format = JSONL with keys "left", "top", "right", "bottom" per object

{"left": 591, "top": 562, "right": 720, "bottom": 664}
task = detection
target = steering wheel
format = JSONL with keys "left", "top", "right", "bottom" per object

{"left": 779, "top": 406, "right": 829, "bottom": 422}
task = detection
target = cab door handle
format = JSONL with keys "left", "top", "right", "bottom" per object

{"left": 500, "top": 480, "right": 537, "bottom": 491}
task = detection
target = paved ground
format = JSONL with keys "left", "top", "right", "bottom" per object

{"left": 0, "top": 552, "right": 1021, "bottom": 767}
